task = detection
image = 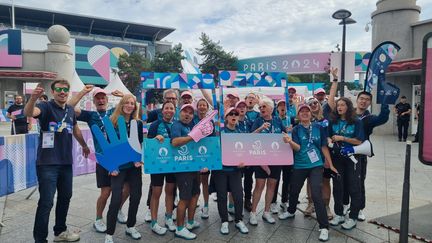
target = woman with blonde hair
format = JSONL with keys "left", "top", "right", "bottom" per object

{"left": 105, "top": 94, "right": 143, "bottom": 243}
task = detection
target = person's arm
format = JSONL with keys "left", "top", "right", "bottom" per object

{"left": 24, "top": 85, "right": 44, "bottom": 118}
{"left": 327, "top": 67, "right": 339, "bottom": 111}
{"left": 200, "top": 89, "right": 214, "bottom": 108}
{"left": 284, "top": 130, "right": 300, "bottom": 151}
{"left": 369, "top": 104, "right": 390, "bottom": 128}
{"left": 73, "top": 125, "right": 90, "bottom": 158}
{"left": 322, "top": 146, "right": 337, "bottom": 173}
{"left": 111, "top": 90, "right": 124, "bottom": 97}
{"left": 171, "top": 136, "right": 193, "bottom": 147}
{"left": 67, "top": 85, "right": 94, "bottom": 116}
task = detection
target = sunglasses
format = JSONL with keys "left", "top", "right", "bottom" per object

{"left": 309, "top": 101, "right": 319, "bottom": 105}
{"left": 227, "top": 112, "right": 239, "bottom": 116}
{"left": 53, "top": 87, "right": 69, "bottom": 93}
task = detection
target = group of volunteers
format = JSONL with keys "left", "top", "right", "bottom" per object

{"left": 26, "top": 66, "right": 390, "bottom": 242}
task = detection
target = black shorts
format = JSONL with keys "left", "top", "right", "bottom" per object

{"left": 151, "top": 173, "right": 176, "bottom": 187}
{"left": 254, "top": 166, "right": 282, "bottom": 180}
{"left": 176, "top": 172, "right": 200, "bottom": 200}
{"left": 323, "top": 168, "right": 333, "bottom": 179}
{"left": 96, "top": 163, "right": 111, "bottom": 188}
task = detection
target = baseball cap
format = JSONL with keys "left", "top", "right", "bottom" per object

{"left": 180, "top": 104, "right": 195, "bottom": 112}
{"left": 235, "top": 100, "right": 247, "bottom": 108}
{"left": 288, "top": 87, "right": 296, "bottom": 93}
{"left": 181, "top": 90, "right": 193, "bottom": 98}
{"left": 314, "top": 88, "right": 326, "bottom": 95}
{"left": 93, "top": 87, "right": 107, "bottom": 97}
{"left": 227, "top": 92, "right": 240, "bottom": 99}
{"left": 276, "top": 100, "right": 286, "bottom": 107}
{"left": 297, "top": 104, "right": 311, "bottom": 114}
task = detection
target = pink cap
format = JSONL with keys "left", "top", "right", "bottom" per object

{"left": 314, "top": 88, "right": 326, "bottom": 95}
{"left": 224, "top": 107, "right": 238, "bottom": 119}
{"left": 276, "top": 100, "right": 286, "bottom": 107}
{"left": 227, "top": 92, "right": 239, "bottom": 99}
{"left": 297, "top": 104, "right": 311, "bottom": 114}
{"left": 181, "top": 90, "right": 193, "bottom": 98}
{"left": 180, "top": 104, "right": 195, "bottom": 112}
{"left": 288, "top": 87, "right": 297, "bottom": 92}
{"left": 235, "top": 100, "right": 247, "bottom": 108}
{"left": 93, "top": 87, "right": 107, "bottom": 97}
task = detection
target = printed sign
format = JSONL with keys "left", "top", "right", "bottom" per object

{"left": 221, "top": 133, "right": 293, "bottom": 166}
{"left": 143, "top": 137, "right": 222, "bottom": 174}
{"left": 420, "top": 33, "right": 432, "bottom": 165}
{"left": 0, "top": 29, "right": 22, "bottom": 68}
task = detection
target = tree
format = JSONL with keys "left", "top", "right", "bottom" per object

{"left": 196, "top": 33, "right": 238, "bottom": 80}
{"left": 117, "top": 52, "right": 151, "bottom": 95}
{"left": 151, "top": 43, "right": 184, "bottom": 73}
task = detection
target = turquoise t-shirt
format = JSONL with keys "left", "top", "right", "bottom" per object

{"left": 292, "top": 123, "right": 327, "bottom": 169}
{"left": 77, "top": 108, "right": 114, "bottom": 153}
{"left": 328, "top": 118, "right": 364, "bottom": 147}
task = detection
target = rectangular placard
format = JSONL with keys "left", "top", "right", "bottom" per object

{"left": 143, "top": 137, "right": 222, "bottom": 174}
{"left": 420, "top": 33, "right": 432, "bottom": 165}
{"left": 221, "top": 133, "right": 293, "bottom": 166}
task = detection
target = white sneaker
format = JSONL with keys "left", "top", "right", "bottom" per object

{"left": 329, "top": 215, "right": 345, "bottom": 226}
{"left": 186, "top": 220, "right": 200, "bottom": 230}
{"left": 117, "top": 210, "right": 127, "bottom": 224}
{"left": 318, "top": 228, "right": 329, "bottom": 242}
{"left": 212, "top": 193, "right": 218, "bottom": 201}
{"left": 270, "top": 203, "right": 279, "bottom": 214}
{"left": 220, "top": 222, "right": 229, "bottom": 235}
{"left": 175, "top": 227, "right": 197, "bottom": 240}
{"left": 104, "top": 234, "right": 114, "bottom": 243}
{"left": 53, "top": 230, "right": 80, "bottom": 242}
{"left": 172, "top": 208, "right": 177, "bottom": 221}
{"left": 228, "top": 205, "right": 235, "bottom": 214}
{"left": 235, "top": 220, "right": 249, "bottom": 234}
{"left": 151, "top": 222, "right": 167, "bottom": 235}
{"left": 278, "top": 210, "right": 295, "bottom": 220}
{"left": 174, "top": 196, "right": 179, "bottom": 207}
{"left": 343, "top": 204, "right": 350, "bottom": 216}
{"left": 249, "top": 212, "right": 258, "bottom": 226}
{"left": 280, "top": 202, "right": 288, "bottom": 211}
{"left": 125, "top": 227, "right": 141, "bottom": 240}
{"left": 357, "top": 210, "right": 366, "bottom": 221}
{"left": 341, "top": 218, "right": 357, "bottom": 230}
{"left": 262, "top": 211, "right": 276, "bottom": 224}
{"left": 94, "top": 219, "right": 107, "bottom": 233}
{"left": 201, "top": 206, "right": 209, "bottom": 219}
{"left": 228, "top": 214, "right": 234, "bottom": 222}
{"left": 165, "top": 217, "right": 176, "bottom": 232}
{"left": 144, "top": 210, "right": 152, "bottom": 223}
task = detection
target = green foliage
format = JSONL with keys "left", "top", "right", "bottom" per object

{"left": 117, "top": 52, "right": 151, "bottom": 94}
{"left": 152, "top": 43, "right": 184, "bottom": 73}
{"left": 196, "top": 33, "right": 238, "bottom": 79}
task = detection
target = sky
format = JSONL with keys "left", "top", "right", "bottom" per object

{"left": 1, "top": 0, "right": 432, "bottom": 59}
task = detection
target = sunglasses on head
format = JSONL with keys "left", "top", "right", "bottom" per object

{"left": 227, "top": 112, "right": 239, "bottom": 116}
{"left": 53, "top": 87, "right": 69, "bottom": 93}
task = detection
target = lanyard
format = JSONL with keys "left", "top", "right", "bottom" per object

{"left": 303, "top": 124, "right": 314, "bottom": 148}
{"left": 263, "top": 119, "right": 274, "bottom": 133}
{"left": 97, "top": 111, "right": 108, "bottom": 131}
{"left": 60, "top": 107, "right": 69, "bottom": 124}
{"left": 239, "top": 119, "right": 247, "bottom": 132}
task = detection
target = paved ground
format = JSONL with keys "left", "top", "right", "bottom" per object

{"left": 1, "top": 134, "right": 431, "bottom": 243}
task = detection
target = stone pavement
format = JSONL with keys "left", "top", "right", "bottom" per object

{"left": 1, "top": 134, "right": 431, "bottom": 243}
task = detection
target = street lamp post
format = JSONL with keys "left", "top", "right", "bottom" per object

{"left": 332, "top": 9, "right": 356, "bottom": 97}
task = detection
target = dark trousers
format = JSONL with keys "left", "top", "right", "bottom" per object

{"left": 272, "top": 165, "right": 293, "bottom": 203}
{"left": 33, "top": 165, "right": 73, "bottom": 243}
{"left": 106, "top": 166, "right": 142, "bottom": 235}
{"left": 288, "top": 167, "right": 328, "bottom": 229}
{"left": 243, "top": 167, "right": 254, "bottom": 201}
{"left": 332, "top": 153, "right": 362, "bottom": 219}
{"left": 397, "top": 119, "right": 409, "bottom": 140}
{"left": 214, "top": 170, "right": 243, "bottom": 223}
{"left": 342, "top": 156, "right": 368, "bottom": 210}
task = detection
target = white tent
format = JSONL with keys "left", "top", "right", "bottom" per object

{"left": 104, "top": 69, "right": 131, "bottom": 94}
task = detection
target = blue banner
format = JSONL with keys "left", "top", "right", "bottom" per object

{"left": 143, "top": 137, "right": 222, "bottom": 174}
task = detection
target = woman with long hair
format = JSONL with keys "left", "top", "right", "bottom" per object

{"left": 147, "top": 101, "right": 177, "bottom": 235}
{"left": 328, "top": 97, "right": 364, "bottom": 230}
{"left": 105, "top": 94, "right": 143, "bottom": 243}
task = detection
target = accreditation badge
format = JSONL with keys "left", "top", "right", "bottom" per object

{"left": 42, "top": 131, "right": 55, "bottom": 148}
{"left": 307, "top": 148, "right": 320, "bottom": 163}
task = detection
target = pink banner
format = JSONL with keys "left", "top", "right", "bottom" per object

{"left": 221, "top": 133, "right": 293, "bottom": 166}
{"left": 72, "top": 129, "right": 97, "bottom": 176}
{"left": 422, "top": 46, "right": 432, "bottom": 164}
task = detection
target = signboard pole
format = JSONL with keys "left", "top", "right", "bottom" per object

{"left": 399, "top": 141, "right": 411, "bottom": 243}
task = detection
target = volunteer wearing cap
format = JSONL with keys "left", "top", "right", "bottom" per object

{"left": 314, "top": 88, "right": 327, "bottom": 103}
{"left": 270, "top": 100, "right": 293, "bottom": 214}
{"left": 171, "top": 104, "right": 202, "bottom": 240}
{"left": 287, "top": 87, "right": 297, "bottom": 120}
{"left": 249, "top": 97, "right": 286, "bottom": 225}
{"left": 180, "top": 90, "right": 194, "bottom": 106}
{"left": 278, "top": 104, "right": 334, "bottom": 242}
{"left": 213, "top": 107, "right": 249, "bottom": 235}
{"left": 243, "top": 92, "right": 260, "bottom": 211}
{"left": 68, "top": 85, "right": 127, "bottom": 232}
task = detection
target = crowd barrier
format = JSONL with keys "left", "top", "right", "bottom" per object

{"left": 0, "top": 129, "right": 96, "bottom": 197}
